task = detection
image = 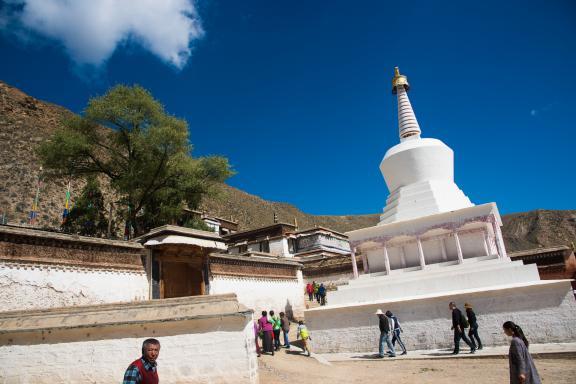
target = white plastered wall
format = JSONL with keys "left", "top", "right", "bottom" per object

{"left": 305, "top": 281, "right": 576, "bottom": 353}
{"left": 0, "top": 262, "right": 149, "bottom": 311}
{"left": 210, "top": 274, "right": 305, "bottom": 319}
{"left": 0, "top": 316, "right": 258, "bottom": 384}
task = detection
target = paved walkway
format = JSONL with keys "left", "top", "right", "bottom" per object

{"left": 316, "top": 342, "right": 576, "bottom": 363}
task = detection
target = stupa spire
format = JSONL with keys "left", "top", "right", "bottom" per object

{"left": 392, "top": 67, "right": 421, "bottom": 141}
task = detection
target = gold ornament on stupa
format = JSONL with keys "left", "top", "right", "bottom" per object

{"left": 392, "top": 66, "right": 410, "bottom": 94}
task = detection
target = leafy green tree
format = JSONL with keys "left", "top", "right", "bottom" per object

{"left": 38, "top": 85, "right": 233, "bottom": 236}
{"left": 61, "top": 177, "right": 109, "bottom": 236}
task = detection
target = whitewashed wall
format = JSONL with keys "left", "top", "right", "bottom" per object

{"left": 0, "top": 261, "right": 149, "bottom": 311}
{"left": 305, "top": 281, "right": 576, "bottom": 353}
{"left": 211, "top": 275, "right": 305, "bottom": 319}
{"left": 269, "top": 238, "right": 290, "bottom": 257}
{"left": 0, "top": 313, "right": 258, "bottom": 384}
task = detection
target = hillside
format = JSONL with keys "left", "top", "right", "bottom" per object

{"left": 0, "top": 80, "right": 574, "bottom": 251}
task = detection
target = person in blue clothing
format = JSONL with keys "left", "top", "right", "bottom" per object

{"left": 375, "top": 309, "right": 395, "bottom": 358}
{"left": 386, "top": 310, "right": 407, "bottom": 355}
{"left": 318, "top": 283, "right": 327, "bottom": 306}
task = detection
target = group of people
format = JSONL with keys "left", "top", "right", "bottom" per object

{"left": 121, "top": 302, "right": 541, "bottom": 384}
{"left": 449, "top": 301, "right": 483, "bottom": 354}
{"left": 306, "top": 281, "right": 327, "bottom": 306}
{"left": 375, "top": 309, "right": 407, "bottom": 358}
{"left": 373, "top": 301, "right": 541, "bottom": 383}
{"left": 255, "top": 310, "right": 312, "bottom": 357}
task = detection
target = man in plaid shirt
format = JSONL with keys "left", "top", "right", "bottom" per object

{"left": 123, "top": 338, "right": 160, "bottom": 384}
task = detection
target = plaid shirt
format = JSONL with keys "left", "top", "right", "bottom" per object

{"left": 123, "top": 358, "right": 157, "bottom": 384}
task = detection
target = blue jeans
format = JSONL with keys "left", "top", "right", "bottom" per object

{"left": 379, "top": 332, "right": 395, "bottom": 357}
{"left": 283, "top": 330, "right": 290, "bottom": 347}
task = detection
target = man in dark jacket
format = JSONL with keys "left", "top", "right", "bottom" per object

{"left": 318, "top": 284, "right": 327, "bottom": 306}
{"left": 465, "top": 302, "right": 483, "bottom": 350}
{"left": 449, "top": 302, "right": 475, "bottom": 354}
{"left": 376, "top": 309, "right": 396, "bottom": 358}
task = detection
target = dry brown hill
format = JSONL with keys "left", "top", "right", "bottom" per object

{"left": 200, "top": 183, "right": 380, "bottom": 233}
{"left": 0, "top": 80, "right": 574, "bottom": 251}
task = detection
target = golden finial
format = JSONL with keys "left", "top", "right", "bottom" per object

{"left": 392, "top": 66, "right": 410, "bottom": 94}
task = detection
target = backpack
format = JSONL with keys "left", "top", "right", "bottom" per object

{"left": 460, "top": 312, "right": 470, "bottom": 328}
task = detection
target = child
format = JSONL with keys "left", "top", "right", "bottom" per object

{"left": 296, "top": 320, "right": 312, "bottom": 356}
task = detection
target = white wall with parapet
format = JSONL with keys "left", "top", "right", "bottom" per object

{"left": 211, "top": 275, "right": 305, "bottom": 319}
{"left": 0, "top": 323, "right": 257, "bottom": 383}
{"left": 0, "top": 262, "right": 149, "bottom": 311}
{"left": 305, "top": 280, "right": 576, "bottom": 353}
{"left": 0, "top": 296, "right": 258, "bottom": 384}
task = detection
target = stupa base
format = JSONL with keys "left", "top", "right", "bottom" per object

{"left": 305, "top": 280, "right": 576, "bottom": 353}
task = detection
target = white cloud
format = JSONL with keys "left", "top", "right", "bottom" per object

{"left": 4, "top": 0, "right": 204, "bottom": 69}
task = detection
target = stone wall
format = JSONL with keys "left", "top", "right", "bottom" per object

{"left": 0, "top": 294, "right": 258, "bottom": 384}
{"left": 305, "top": 280, "right": 576, "bottom": 353}
{"left": 0, "top": 226, "right": 149, "bottom": 311}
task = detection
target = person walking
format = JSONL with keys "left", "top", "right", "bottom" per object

{"left": 386, "top": 310, "right": 407, "bottom": 355}
{"left": 503, "top": 321, "right": 541, "bottom": 384}
{"left": 280, "top": 312, "right": 291, "bottom": 348}
{"left": 376, "top": 309, "right": 395, "bottom": 358}
{"left": 306, "top": 282, "right": 314, "bottom": 302}
{"left": 270, "top": 310, "right": 282, "bottom": 351}
{"left": 123, "top": 338, "right": 160, "bottom": 384}
{"left": 313, "top": 282, "right": 320, "bottom": 303}
{"left": 318, "top": 283, "right": 327, "bottom": 306}
{"left": 297, "top": 320, "right": 312, "bottom": 356}
{"left": 449, "top": 302, "right": 475, "bottom": 354}
{"left": 465, "top": 302, "right": 483, "bottom": 350}
{"left": 258, "top": 311, "right": 274, "bottom": 355}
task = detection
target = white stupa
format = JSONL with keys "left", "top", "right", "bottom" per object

{"left": 304, "top": 68, "right": 576, "bottom": 353}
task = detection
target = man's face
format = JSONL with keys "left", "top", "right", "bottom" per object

{"left": 143, "top": 343, "right": 160, "bottom": 362}
{"left": 449, "top": 304, "right": 455, "bottom": 310}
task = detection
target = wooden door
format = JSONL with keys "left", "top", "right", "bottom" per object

{"left": 161, "top": 262, "right": 204, "bottom": 298}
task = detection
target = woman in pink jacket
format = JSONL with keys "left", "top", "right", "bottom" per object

{"left": 258, "top": 311, "right": 274, "bottom": 355}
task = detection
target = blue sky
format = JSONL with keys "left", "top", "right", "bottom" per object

{"left": 1, "top": 0, "right": 574, "bottom": 216}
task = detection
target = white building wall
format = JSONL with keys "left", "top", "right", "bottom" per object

{"left": 210, "top": 276, "right": 305, "bottom": 319}
{"left": 0, "top": 262, "right": 149, "bottom": 311}
{"left": 0, "top": 316, "right": 257, "bottom": 384}
{"left": 269, "top": 238, "right": 286, "bottom": 256}
{"left": 421, "top": 238, "right": 444, "bottom": 264}
{"left": 459, "top": 232, "right": 488, "bottom": 258}
{"left": 306, "top": 281, "right": 576, "bottom": 353}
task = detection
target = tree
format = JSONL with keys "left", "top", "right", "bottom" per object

{"left": 61, "top": 177, "right": 109, "bottom": 236}
{"left": 38, "top": 85, "right": 233, "bottom": 236}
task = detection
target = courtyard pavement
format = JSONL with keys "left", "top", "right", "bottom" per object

{"left": 315, "top": 342, "right": 576, "bottom": 363}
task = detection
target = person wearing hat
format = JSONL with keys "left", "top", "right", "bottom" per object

{"left": 465, "top": 302, "right": 483, "bottom": 350}
{"left": 376, "top": 309, "right": 396, "bottom": 358}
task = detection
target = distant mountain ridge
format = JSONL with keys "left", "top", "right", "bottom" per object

{"left": 1, "top": 80, "right": 574, "bottom": 251}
